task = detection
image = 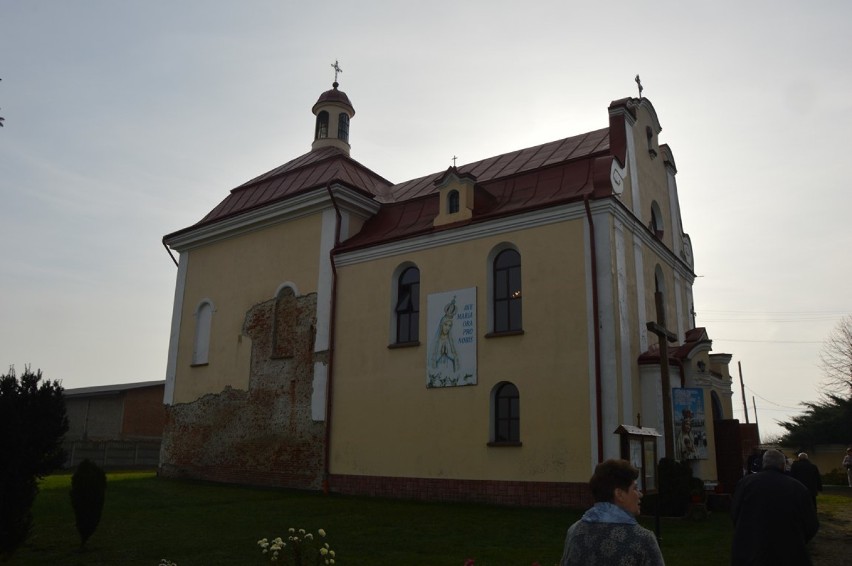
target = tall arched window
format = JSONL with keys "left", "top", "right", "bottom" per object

{"left": 711, "top": 391, "right": 723, "bottom": 421}
{"left": 337, "top": 113, "right": 349, "bottom": 143}
{"left": 650, "top": 201, "right": 664, "bottom": 239}
{"left": 448, "top": 190, "right": 460, "bottom": 214}
{"left": 395, "top": 266, "right": 420, "bottom": 343}
{"left": 192, "top": 300, "right": 214, "bottom": 365}
{"left": 493, "top": 382, "right": 520, "bottom": 443}
{"left": 315, "top": 111, "right": 329, "bottom": 140}
{"left": 493, "top": 249, "right": 522, "bottom": 333}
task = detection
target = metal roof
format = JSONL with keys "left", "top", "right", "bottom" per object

{"left": 165, "top": 147, "right": 393, "bottom": 240}
{"left": 63, "top": 380, "right": 165, "bottom": 398}
{"left": 165, "top": 120, "right": 614, "bottom": 250}
{"left": 337, "top": 127, "right": 611, "bottom": 251}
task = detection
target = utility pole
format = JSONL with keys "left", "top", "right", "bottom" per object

{"left": 739, "top": 361, "right": 750, "bottom": 424}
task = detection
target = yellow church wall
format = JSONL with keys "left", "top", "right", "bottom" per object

{"left": 331, "top": 219, "right": 594, "bottom": 483}
{"left": 172, "top": 214, "right": 324, "bottom": 403}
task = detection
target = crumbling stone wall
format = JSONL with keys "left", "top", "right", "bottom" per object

{"left": 160, "top": 292, "right": 325, "bottom": 490}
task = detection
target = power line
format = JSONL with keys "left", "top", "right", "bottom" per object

{"left": 713, "top": 338, "right": 822, "bottom": 344}
{"left": 743, "top": 385, "right": 802, "bottom": 411}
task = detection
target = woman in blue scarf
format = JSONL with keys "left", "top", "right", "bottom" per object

{"left": 560, "top": 459, "right": 664, "bottom": 566}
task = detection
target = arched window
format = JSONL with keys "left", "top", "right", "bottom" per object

{"left": 493, "top": 382, "right": 520, "bottom": 443}
{"left": 395, "top": 266, "right": 420, "bottom": 343}
{"left": 654, "top": 265, "right": 666, "bottom": 295}
{"left": 447, "top": 190, "right": 460, "bottom": 214}
{"left": 337, "top": 113, "right": 349, "bottom": 143}
{"left": 711, "top": 391, "right": 723, "bottom": 421}
{"left": 192, "top": 300, "right": 214, "bottom": 365}
{"left": 493, "top": 249, "right": 522, "bottom": 333}
{"left": 315, "top": 111, "right": 329, "bottom": 140}
{"left": 650, "top": 201, "right": 664, "bottom": 239}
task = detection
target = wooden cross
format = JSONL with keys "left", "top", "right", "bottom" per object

{"left": 635, "top": 74, "right": 643, "bottom": 98}
{"left": 646, "top": 291, "right": 677, "bottom": 458}
{"left": 331, "top": 60, "right": 343, "bottom": 83}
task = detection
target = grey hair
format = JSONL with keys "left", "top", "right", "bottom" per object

{"left": 762, "top": 449, "right": 786, "bottom": 470}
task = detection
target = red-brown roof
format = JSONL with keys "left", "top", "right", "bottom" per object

{"left": 312, "top": 82, "right": 355, "bottom": 116}
{"left": 638, "top": 327, "right": 711, "bottom": 364}
{"left": 337, "top": 128, "right": 611, "bottom": 251}
{"left": 168, "top": 147, "right": 393, "bottom": 237}
{"left": 166, "top": 121, "right": 614, "bottom": 246}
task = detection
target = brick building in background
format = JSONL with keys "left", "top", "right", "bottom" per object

{"left": 63, "top": 380, "right": 165, "bottom": 468}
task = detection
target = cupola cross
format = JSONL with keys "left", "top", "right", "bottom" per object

{"left": 635, "top": 74, "right": 644, "bottom": 98}
{"left": 646, "top": 291, "right": 677, "bottom": 457}
{"left": 452, "top": 155, "right": 458, "bottom": 167}
{"left": 331, "top": 60, "right": 343, "bottom": 83}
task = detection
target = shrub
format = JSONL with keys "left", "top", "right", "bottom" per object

{"left": 0, "top": 366, "right": 68, "bottom": 559}
{"left": 70, "top": 459, "right": 107, "bottom": 547}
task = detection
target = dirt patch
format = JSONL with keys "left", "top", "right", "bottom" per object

{"left": 810, "top": 487, "right": 852, "bottom": 566}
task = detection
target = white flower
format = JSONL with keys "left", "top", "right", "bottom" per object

{"left": 318, "top": 529, "right": 326, "bottom": 537}
{"left": 320, "top": 548, "right": 329, "bottom": 556}
{"left": 305, "top": 533, "right": 313, "bottom": 540}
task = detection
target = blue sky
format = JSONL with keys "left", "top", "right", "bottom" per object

{"left": 2, "top": 1, "right": 851, "bottom": 440}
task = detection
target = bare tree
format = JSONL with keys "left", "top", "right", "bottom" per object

{"left": 819, "top": 314, "right": 852, "bottom": 394}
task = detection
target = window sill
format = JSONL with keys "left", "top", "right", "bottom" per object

{"left": 190, "top": 362, "right": 209, "bottom": 367}
{"left": 388, "top": 341, "right": 420, "bottom": 349}
{"left": 484, "top": 330, "right": 524, "bottom": 338}
{"left": 487, "top": 441, "right": 523, "bottom": 447}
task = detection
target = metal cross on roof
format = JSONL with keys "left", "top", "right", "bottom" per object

{"left": 452, "top": 155, "right": 458, "bottom": 167}
{"left": 331, "top": 60, "right": 343, "bottom": 83}
{"left": 635, "top": 74, "right": 643, "bottom": 99}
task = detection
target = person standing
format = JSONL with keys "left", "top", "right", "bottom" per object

{"left": 731, "top": 449, "right": 819, "bottom": 565}
{"left": 843, "top": 447, "right": 852, "bottom": 487}
{"left": 560, "top": 459, "right": 664, "bottom": 566}
{"left": 790, "top": 453, "right": 823, "bottom": 508}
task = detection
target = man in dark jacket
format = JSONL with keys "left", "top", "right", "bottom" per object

{"left": 731, "top": 449, "right": 819, "bottom": 565}
{"left": 790, "top": 452, "right": 823, "bottom": 508}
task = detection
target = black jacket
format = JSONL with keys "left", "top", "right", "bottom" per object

{"left": 790, "top": 459, "right": 823, "bottom": 498}
{"left": 731, "top": 468, "right": 819, "bottom": 565}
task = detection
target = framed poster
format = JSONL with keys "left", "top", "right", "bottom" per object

{"left": 426, "top": 288, "right": 477, "bottom": 388}
{"left": 672, "top": 387, "right": 707, "bottom": 460}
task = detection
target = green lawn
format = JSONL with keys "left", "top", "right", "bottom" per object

{"left": 8, "top": 471, "right": 733, "bottom": 565}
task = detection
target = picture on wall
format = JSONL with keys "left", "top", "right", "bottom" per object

{"left": 672, "top": 387, "right": 708, "bottom": 460}
{"left": 426, "top": 288, "right": 477, "bottom": 388}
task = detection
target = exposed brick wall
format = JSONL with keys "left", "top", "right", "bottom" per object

{"left": 122, "top": 385, "right": 166, "bottom": 439}
{"left": 160, "top": 293, "right": 325, "bottom": 490}
{"left": 328, "top": 474, "right": 593, "bottom": 508}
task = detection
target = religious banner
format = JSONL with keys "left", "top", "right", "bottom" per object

{"left": 426, "top": 288, "right": 476, "bottom": 388}
{"left": 672, "top": 387, "right": 708, "bottom": 460}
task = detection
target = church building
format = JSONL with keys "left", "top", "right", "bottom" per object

{"left": 160, "top": 75, "right": 741, "bottom": 506}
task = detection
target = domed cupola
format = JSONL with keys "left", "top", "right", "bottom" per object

{"left": 311, "top": 61, "right": 355, "bottom": 155}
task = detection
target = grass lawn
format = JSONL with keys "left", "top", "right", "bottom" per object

{"left": 9, "top": 471, "right": 733, "bottom": 566}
